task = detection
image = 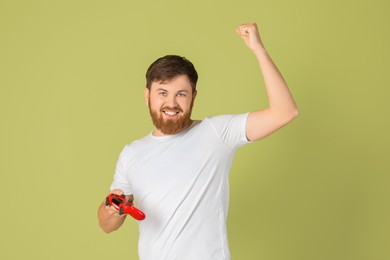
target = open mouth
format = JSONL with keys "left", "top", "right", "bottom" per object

{"left": 163, "top": 110, "right": 179, "bottom": 116}
{"left": 161, "top": 107, "right": 182, "bottom": 117}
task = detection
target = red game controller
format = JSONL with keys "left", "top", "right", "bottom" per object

{"left": 105, "top": 193, "right": 146, "bottom": 221}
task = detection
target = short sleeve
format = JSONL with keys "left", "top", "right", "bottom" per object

{"left": 206, "top": 113, "right": 253, "bottom": 151}
{"left": 109, "top": 145, "right": 133, "bottom": 195}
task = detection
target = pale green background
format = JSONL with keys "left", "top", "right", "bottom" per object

{"left": 1, "top": 0, "right": 389, "bottom": 259}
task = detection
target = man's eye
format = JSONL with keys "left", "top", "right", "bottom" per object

{"left": 159, "top": 92, "right": 167, "bottom": 96}
{"left": 177, "top": 93, "right": 186, "bottom": 97}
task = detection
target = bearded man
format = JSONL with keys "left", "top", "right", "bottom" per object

{"left": 98, "top": 23, "right": 299, "bottom": 260}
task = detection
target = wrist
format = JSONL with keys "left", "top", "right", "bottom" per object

{"left": 252, "top": 45, "right": 267, "bottom": 55}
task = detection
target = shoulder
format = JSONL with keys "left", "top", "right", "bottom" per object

{"left": 201, "top": 113, "right": 252, "bottom": 148}
{"left": 204, "top": 113, "right": 250, "bottom": 128}
{"left": 118, "top": 134, "right": 151, "bottom": 158}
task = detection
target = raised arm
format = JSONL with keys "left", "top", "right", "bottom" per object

{"left": 236, "top": 23, "right": 299, "bottom": 142}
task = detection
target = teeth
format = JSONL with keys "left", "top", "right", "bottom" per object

{"left": 164, "top": 111, "right": 178, "bottom": 115}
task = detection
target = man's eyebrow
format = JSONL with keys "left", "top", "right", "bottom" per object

{"left": 155, "top": 88, "right": 168, "bottom": 92}
{"left": 155, "top": 88, "right": 189, "bottom": 93}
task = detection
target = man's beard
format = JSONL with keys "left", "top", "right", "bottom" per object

{"left": 148, "top": 100, "right": 194, "bottom": 135}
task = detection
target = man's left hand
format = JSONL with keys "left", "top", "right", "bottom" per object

{"left": 236, "top": 23, "right": 264, "bottom": 52}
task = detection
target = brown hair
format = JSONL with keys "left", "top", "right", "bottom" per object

{"left": 145, "top": 55, "right": 198, "bottom": 92}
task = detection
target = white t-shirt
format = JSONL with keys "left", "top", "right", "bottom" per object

{"left": 110, "top": 113, "right": 251, "bottom": 260}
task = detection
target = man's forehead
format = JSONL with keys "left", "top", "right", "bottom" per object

{"left": 151, "top": 75, "right": 192, "bottom": 91}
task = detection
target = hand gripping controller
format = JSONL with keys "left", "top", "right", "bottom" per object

{"left": 105, "top": 193, "right": 146, "bottom": 221}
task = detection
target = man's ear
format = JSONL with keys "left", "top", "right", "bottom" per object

{"left": 192, "top": 90, "right": 197, "bottom": 101}
{"left": 144, "top": 87, "right": 150, "bottom": 106}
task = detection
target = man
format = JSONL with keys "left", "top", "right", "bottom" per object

{"left": 98, "top": 23, "right": 298, "bottom": 259}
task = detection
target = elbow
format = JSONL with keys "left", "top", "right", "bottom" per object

{"left": 275, "top": 108, "right": 299, "bottom": 128}
{"left": 288, "top": 101, "right": 300, "bottom": 118}
{"left": 272, "top": 103, "right": 299, "bottom": 123}
{"left": 291, "top": 107, "right": 299, "bottom": 120}
{"left": 282, "top": 107, "right": 299, "bottom": 124}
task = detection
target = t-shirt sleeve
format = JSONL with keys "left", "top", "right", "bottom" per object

{"left": 206, "top": 113, "right": 253, "bottom": 151}
{"left": 109, "top": 145, "right": 133, "bottom": 195}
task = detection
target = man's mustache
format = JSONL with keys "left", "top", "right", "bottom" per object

{"left": 160, "top": 106, "right": 183, "bottom": 112}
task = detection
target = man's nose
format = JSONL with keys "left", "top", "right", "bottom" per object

{"left": 166, "top": 95, "right": 178, "bottom": 107}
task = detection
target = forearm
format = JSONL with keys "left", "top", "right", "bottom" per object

{"left": 253, "top": 46, "right": 298, "bottom": 117}
{"left": 97, "top": 201, "right": 126, "bottom": 233}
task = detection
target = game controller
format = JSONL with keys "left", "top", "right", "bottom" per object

{"left": 105, "top": 193, "right": 146, "bottom": 221}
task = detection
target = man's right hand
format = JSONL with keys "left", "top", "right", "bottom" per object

{"left": 98, "top": 189, "right": 132, "bottom": 233}
{"left": 105, "top": 189, "right": 127, "bottom": 217}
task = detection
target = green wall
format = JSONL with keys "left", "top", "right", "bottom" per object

{"left": 1, "top": 0, "right": 389, "bottom": 259}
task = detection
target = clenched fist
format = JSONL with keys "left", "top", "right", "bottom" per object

{"left": 236, "top": 23, "right": 264, "bottom": 52}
